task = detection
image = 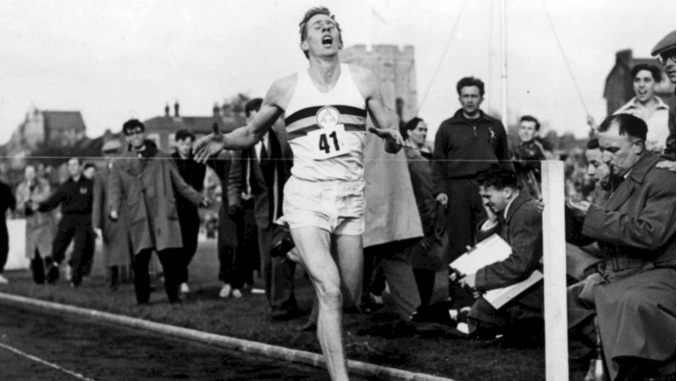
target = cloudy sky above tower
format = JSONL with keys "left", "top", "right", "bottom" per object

{"left": 0, "top": 0, "right": 674, "bottom": 145}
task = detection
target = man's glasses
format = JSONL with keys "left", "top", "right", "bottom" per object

{"left": 657, "top": 49, "right": 676, "bottom": 65}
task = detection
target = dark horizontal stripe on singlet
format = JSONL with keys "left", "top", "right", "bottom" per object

{"left": 287, "top": 124, "right": 366, "bottom": 140}
{"left": 284, "top": 105, "right": 367, "bottom": 126}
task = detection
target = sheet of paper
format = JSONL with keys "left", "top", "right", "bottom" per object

{"left": 450, "top": 234, "right": 513, "bottom": 275}
{"left": 484, "top": 270, "right": 543, "bottom": 309}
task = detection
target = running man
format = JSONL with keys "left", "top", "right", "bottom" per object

{"left": 194, "top": 7, "right": 404, "bottom": 380}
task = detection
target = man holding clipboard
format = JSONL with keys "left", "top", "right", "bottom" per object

{"left": 449, "top": 164, "right": 544, "bottom": 340}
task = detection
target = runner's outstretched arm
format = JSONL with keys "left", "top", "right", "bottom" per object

{"left": 351, "top": 66, "right": 406, "bottom": 154}
{"left": 194, "top": 81, "right": 286, "bottom": 163}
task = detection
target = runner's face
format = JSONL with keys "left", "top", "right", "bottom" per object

{"left": 408, "top": 121, "right": 428, "bottom": 147}
{"left": 303, "top": 14, "right": 341, "bottom": 58}
{"left": 518, "top": 121, "right": 537, "bottom": 142}
{"left": 633, "top": 70, "right": 656, "bottom": 103}
{"left": 458, "top": 86, "right": 483, "bottom": 115}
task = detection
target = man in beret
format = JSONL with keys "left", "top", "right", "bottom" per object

{"left": 652, "top": 30, "right": 676, "bottom": 163}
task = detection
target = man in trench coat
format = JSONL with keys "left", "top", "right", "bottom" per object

{"left": 108, "top": 119, "right": 204, "bottom": 304}
{"left": 92, "top": 140, "right": 132, "bottom": 290}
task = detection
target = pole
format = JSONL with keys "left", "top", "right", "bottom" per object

{"left": 543, "top": 161, "right": 569, "bottom": 381}
{"left": 500, "top": 0, "right": 508, "bottom": 128}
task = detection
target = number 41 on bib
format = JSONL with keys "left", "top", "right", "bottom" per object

{"left": 308, "top": 124, "right": 349, "bottom": 160}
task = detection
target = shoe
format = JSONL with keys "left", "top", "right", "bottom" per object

{"left": 180, "top": 283, "right": 190, "bottom": 293}
{"left": 47, "top": 264, "right": 60, "bottom": 284}
{"left": 219, "top": 284, "right": 232, "bottom": 298}
{"left": 231, "top": 289, "right": 242, "bottom": 298}
{"left": 0, "top": 275, "right": 8, "bottom": 284}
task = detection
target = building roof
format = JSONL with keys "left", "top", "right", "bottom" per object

{"left": 42, "top": 111, "right": 86, "bottom": 131}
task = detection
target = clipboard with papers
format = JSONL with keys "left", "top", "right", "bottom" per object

{"left": 450, "top": 233, "right": 543, "bottom": 309}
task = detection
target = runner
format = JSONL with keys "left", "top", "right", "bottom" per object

{"left": 194, "top": 7, "right": 404, "bottom": 380}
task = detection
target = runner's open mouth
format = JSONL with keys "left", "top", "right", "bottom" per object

{"left": 322, "top": 36, "right": 333, "bottom": 47}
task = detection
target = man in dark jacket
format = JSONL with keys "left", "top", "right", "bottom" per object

{"left": 38, "top": 157, "right": 93, "bottom": 287}
{"left": 567, "top": 114, "right": 675, "bottom": 381}
{"left": 229, "top": 98, "right": 300, "bottom": 318}
{"left": 171, "top": 129, "right": 207, "bottom": 294}
{"left": 108, "top": 119, "right": 204, "bottom": 304}
{"left": 453, "top": 164, "right": 543, "bottom": 339}
{"left": 0, "top": 179, "right": 16, "bottom": 284}
{"left": 432, "top": 76, "right": 509, "bottom": 303}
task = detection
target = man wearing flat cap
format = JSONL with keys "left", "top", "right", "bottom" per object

{"left": 92, "top": 139, "right": 132, "bottom": 290}
{"left": 652, "top": 30, "right": 676, "bottom": 162}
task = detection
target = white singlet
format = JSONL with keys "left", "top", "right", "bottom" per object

{"left": 283, "top": 64, "right": 367, "bottom": 182}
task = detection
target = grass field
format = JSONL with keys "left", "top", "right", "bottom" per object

{"left": 0, "top": 237, "right": 586, "bottom": 381}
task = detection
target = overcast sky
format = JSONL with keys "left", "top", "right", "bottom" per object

{"left": 0, "top": 0, "right": 674, "bottom": 146}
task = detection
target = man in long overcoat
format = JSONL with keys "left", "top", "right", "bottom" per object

{"left": 15, "top": 165, "right": 56, "bottom": 284}
{"left": 568, "top": 114, "right": 675, "bottom": 381}
{"left": 92, "top": 140, "right": 132, "bottom": 290}
{"left": 108, "top": 119, "right": 204, "bottom": 304}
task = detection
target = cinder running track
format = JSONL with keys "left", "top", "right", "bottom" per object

{"left": 0, "top": 303, "right": 377, "bottom": 380}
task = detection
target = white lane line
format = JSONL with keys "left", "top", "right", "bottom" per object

{"left": 0, "top": 342, "right": 97, "bottom": 381}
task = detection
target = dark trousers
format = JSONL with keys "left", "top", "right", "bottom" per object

{"left": 443, "top": 178, "right": 486, "bottom": 302}
{"left": 51, "top": 214, "right": 91, "bottom": 285}
{"left": 413, "top": 268, "right": 436, "bottom": 309}
{"left": 0, "top": 222, "right": 8, "bottom": 274}
{"left": 258, "top": 226, "right": 298, "bottom": 317}
{"left": 468, "top": 296, "right": 543, "bottom": 339}
{"left": 242, "top": 201, "right": 259, "bottom": 282}
{"left": 79, "top": 228, "right": 95, "bottom": 277}
{"left": 217, "top": 246, "right": 247, "bottom": 289}
{"left": 363, "top": 240, "right": 421, "bottom": 320}
{"left": 177, "top": 207, "right": 201, "bottom": 284}
{"left": 30, "top": 250, "right": 53, "bottom": 284}
{"left": 133, "top": 248, "right": 182, "bottom": 304}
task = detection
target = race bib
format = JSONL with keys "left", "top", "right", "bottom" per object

{"left": 308, "top": 124, "right": 348, "bottom": 160}
{"left": 310, "top": 106, "right": 350, "bottom": 160}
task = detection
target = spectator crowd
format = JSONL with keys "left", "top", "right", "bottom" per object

{"left": 0, "top": 22, "right": 674, "bottom": 381}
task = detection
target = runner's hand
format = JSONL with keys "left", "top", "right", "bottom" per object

{"left": 194, "top": 124, "right": 226, "bottom": 164}
{"left": 109, "top": 210, "right": 118, "bottom": 222}
{"left": 436, "top": 193, "right": 448, "bottom": 206}
{"left": 368, "top": 127, "right": 405, "bottom": 153}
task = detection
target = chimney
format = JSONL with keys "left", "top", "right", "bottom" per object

{"left": 164, "top": 104, "right": 170, "bottom": 117}
{"left": 616, "top": 49, "right": 633, "bottom": 66}
{"left": 213, "top": 103, "right": 220, "bottom": 117}
{"left": 174, "top": 101, "right": 180, "bottom": 117}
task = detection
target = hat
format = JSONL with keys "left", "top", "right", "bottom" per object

{"left": 101, "top": 140, "right": 122, "bottom": 153}
{"left": 651, "top": 30, "right": 676, "bottom": 56}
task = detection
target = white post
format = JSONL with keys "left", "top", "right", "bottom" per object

{"left": 542, "top": 161, "right": 569, "bottom": 381}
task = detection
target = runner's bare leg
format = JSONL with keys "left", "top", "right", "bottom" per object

{"left": 290, "top": 227, "right": 349, "bottom": 381}
{"left": 333, "top": 234, "right": 363, "bottom": 309}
